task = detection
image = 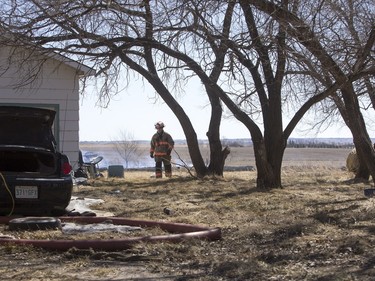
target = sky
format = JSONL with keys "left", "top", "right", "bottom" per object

{"left": 78, "top": 80, "right": 360, "bottom": 142}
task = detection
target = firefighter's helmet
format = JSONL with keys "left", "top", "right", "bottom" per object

{"left": 154, "top": 121, "right": 165, "bottom": 129}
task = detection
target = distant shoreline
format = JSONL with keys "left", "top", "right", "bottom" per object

{"left": 79, "top": 142, "right": 352, "bottom": 170}
{"left": 80, "top": 137, "right": 355, "bottom": 143}
{"left": 80, "top": 137, "right": 357, "bottom": 148}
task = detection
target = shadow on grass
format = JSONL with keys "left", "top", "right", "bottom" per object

{"left": 308, "top": 198, "right": 367, "bottom": 207}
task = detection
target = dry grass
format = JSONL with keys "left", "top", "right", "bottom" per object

{"left": 1, "top": 165, "right": 375, "bottom": 280}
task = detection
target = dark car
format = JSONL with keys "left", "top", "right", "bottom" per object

{"left": 0, "top": 106, "right": 73, "bottom": 216}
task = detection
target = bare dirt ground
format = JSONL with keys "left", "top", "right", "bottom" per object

{"left": 2, "top": 147, "right": 375, "bottom": 281}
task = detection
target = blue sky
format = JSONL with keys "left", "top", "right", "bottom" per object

{"left": 78, "top": 82, "right": 360, "bottom": 142}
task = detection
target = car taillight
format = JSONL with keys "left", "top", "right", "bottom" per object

{"left": 62, "top": 162, "right": 72, "bottom": 175}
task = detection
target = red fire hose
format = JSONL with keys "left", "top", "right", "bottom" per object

{"left": 0, "top": 216, "right": 221, "bottom": 251}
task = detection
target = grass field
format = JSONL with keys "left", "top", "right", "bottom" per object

{"left": 1, "top": 148, "right": 375, "bottom": 280}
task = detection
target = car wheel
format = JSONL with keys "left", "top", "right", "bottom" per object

{"left": 8, "top": 217, "right": 62, "bottom": 231}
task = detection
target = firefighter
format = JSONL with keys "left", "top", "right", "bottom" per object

{"left": 150, "top": 121, "right": 174, "bottom": 178}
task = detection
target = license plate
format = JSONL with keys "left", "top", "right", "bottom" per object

{"left": 15, "top": 186, "right": 38, "bottom": 199}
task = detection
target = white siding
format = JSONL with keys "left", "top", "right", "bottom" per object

{"left": 0, "top": 47, "right": 85, "bottom": 169}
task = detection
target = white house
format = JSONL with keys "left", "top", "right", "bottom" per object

{"left": 0, "top": 46, "right": 95, "bottom": 170}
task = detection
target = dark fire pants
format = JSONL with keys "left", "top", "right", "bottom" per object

{"left": 155, "top": 156, "right": 172, "bottom": 178}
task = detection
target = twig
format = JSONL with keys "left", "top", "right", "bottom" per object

{"left": 161, "top": 149, "right": 197, "bottom": 178}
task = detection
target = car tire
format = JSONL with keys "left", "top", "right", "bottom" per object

{"left": 8, "top": 217, "right": 62, "bottom": 231}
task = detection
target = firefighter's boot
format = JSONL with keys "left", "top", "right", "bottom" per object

{"left": 165, "top": 164, "right": 172, "bottom": 177}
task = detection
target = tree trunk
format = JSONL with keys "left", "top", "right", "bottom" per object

{"left": 172, "top": 108, "right": 208, "bottom": 178}
{"left": 352, "top": 134, "right": 374, "bottom": 182}
{"left": 340, "top": 87, "right": 375, "bottom": 183}
{"left": 206, "top": 89, "right": 228, "bottom": 176}
{"left": 252, "top": 134, "right": 285, "bottom": 189}
{"left": 207, "top": 146, "right": 230, "bottom": 176}
{"left": 355, "top": 162, "right": 370, "bottom": 181}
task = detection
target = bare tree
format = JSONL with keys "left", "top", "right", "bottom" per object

{"left": 0, "top": 0, "right": 373, "bottom": 188}
{"left": 111, "top": 130, "right": 141, "bottom": 169}
{"left": 248, "top": 0, "right": 375, "bottom": 181}
{"left": 0, "top": 0, "right": 210, "bottom": 176}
